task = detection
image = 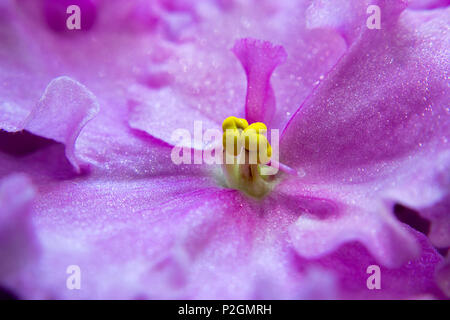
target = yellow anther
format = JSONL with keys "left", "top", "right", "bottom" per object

{"left": 243, "top": 129, "right": 272, "bottom": 164}
{"left": 222, "top": 117, "right": 272, "bottom": 164}
{"left": 222, "top": 128, "right": 243, "bottom": 156}
{"left": 222, "top": 116, "right": 248, "bottom": 156}
{"left": 244, "top": 122, "right": 267, "bottom": 134}
{"left": 222, "top": 116, "right": 248, "bottom": 131}
{"left": 221, "top": 117, "right": 275, "bottom": 198}
{"left": 243, "top": 122, "right": 271, "bottom": 163}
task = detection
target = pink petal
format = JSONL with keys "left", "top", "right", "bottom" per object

{"left": 408, "top": 0, "right": 450, "bottom": 10}
{"left": 0, "top": 144, "right": 443, "bottom": 298}
{"left": 232, "top": 38, "right": 287, "bottom": 126}
{"left": 127, "top": 88, "right": 222, "bottom": 150}
{"left": 0, "top": 0, "right": 446, "bottom": 300}
{"left": 290, "top": 203, "right": 421, "bottom": 268}
{"left": 305, "top": 0, "right": 406, "bottom": 44}
{"left": 281, "top": 2, "right": 449, "bottom": 246}
{"left": 293, "top": 233, "right": 445, "bottom": 299}
{"left": 277, "top": 179, "right": 420, "bottom": 268}
{"left": 435, "top": 253, "right": 450, "bottom": 297}
{"left": 24, "top": 77, "right": 100, "bottom": 172}
{"left": 0, "top": 179, "right": 284, "bottom": 298}
{"left": 126, "top": 1, "right": 346, "bottom": 141}
{"left": 0, "top": 174, "right": 38, "bottom": 279}
{"left": 1, "top": 0, "right": 345, "bottom": 147}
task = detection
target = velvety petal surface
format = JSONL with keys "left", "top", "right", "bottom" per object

{"left": 0, "top": 173, "right": 38, "bottom": 279}
{"left": 0, "top": 0, "right": 446, "bottom": 300}
{"left": 25, "top": 77, "right": 99, "bottom": 172}
{"left": 0, "top": 148, "right": 444, "bottom": 298}
{"left": 435, "top": 252, "right": 450, "bottom": 297}
{"left": 1, "top": 0, "right": 346, "bottom": 148}
{"left": 232, "top": 38, "right": 287, "bottom": 126}
{"left": 281, "top": 0, "right": 450, "bottom": 253}
{"left": 126, "top": 0, "right": 347, "bottom": 141}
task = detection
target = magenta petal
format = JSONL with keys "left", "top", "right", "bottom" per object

{"left": 125, "top": 2, "right": 346, "bottom": 142}
{"left": 24, "top": 77, "right": 100, "bottom": 172}
{"left": 2, "top": 175, "right": 220, "bottom": 298}
{"left": 435, "top": 254, "right": 450, "bottom": 297}
{"left": 128, "top": 88, "right": 221, "bottom": 150}
{"left": 426, "top": 196, "right": 450, "bottom": 248}
{"left": 276, "top": 179, "right": 421, "bottom": 268}
{"left": 408, "top": 0, "right": 450, "bottom": 10}
{"left": 280, "top": 2, "right": 447, "bottom": 182}
{"left": 0, "top": 0, "right": 446, "bottom": 300}
{"left": 280, "top": 3, "right": 449, "bottom": 247}
{"left": 130, "top": 38, "right": 288, "bottom": 146}
{"left": 384, "top": 154, "right": 450, "bottom": 248}
{"left": 232, "top": 38, "right": 287, "bottom": 126}
{"left": 305, "top": 0, "right": 406, "bottom": 44}
{"left": 1, "top": 0, "right": 346, "bottom": 147}
{"left": 0, "top": 144, "right": 443, "bottom": 298}
{"left": 305, "top": 233, "right": 445, "bottom": 299}
{"left": 0, "top": 76, "right": 100, "bottom": 172}
{"left": 289, "top": 201, "right": 420, "bottom": 268}
{"left": 0, "top": 174, "right": 38, "bottom": 279}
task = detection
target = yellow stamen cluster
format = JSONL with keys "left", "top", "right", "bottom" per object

{"left": 222, "top": 116, "right": 272, "bottom": 164}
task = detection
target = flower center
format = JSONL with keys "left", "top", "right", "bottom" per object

{"left": 221, "top": 116, "right": 275, "bottom": 198}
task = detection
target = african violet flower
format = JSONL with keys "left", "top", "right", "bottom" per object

{"left": 0, "top": 0, "right": 449, "bottom": 299}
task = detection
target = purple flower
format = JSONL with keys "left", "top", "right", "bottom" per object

{"left": 0, "top": 0, "right": 448, "bottom": 299}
